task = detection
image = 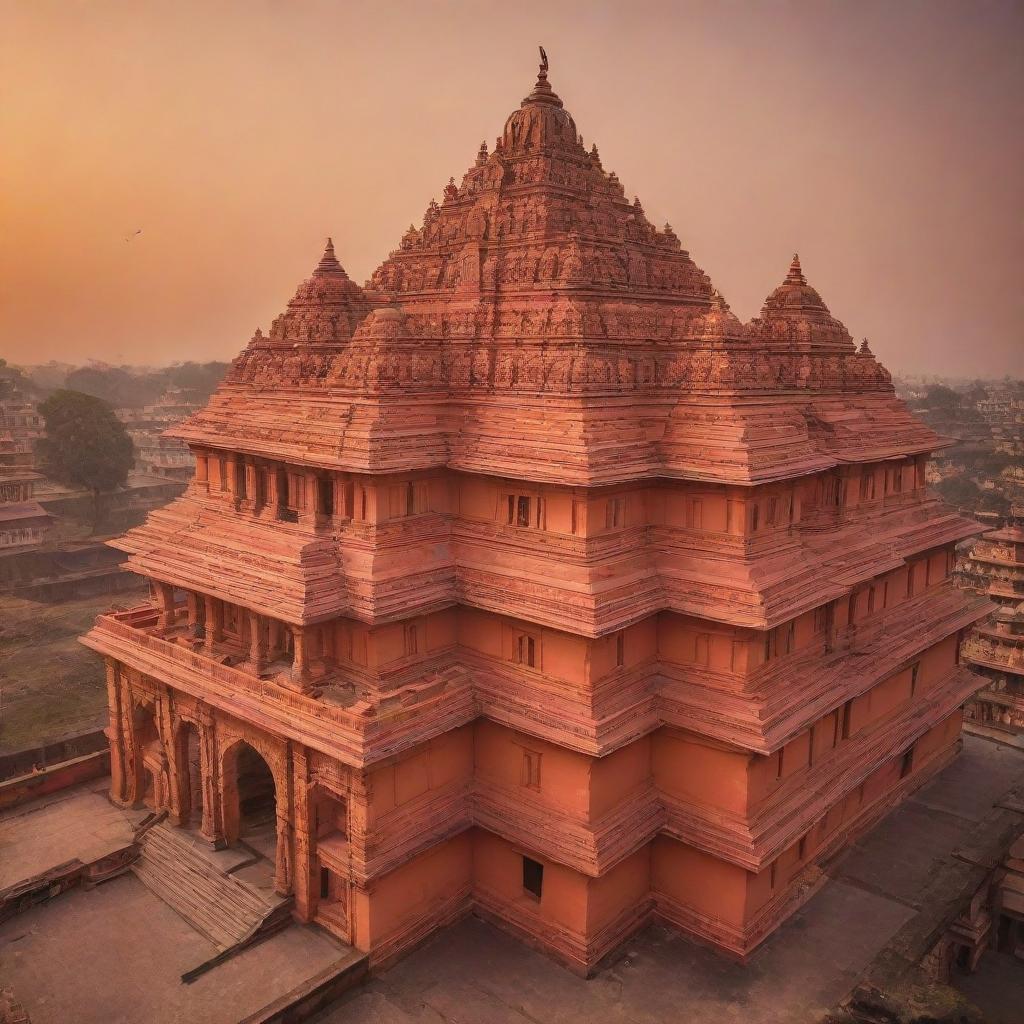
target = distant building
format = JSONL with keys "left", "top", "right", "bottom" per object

{"left": 957, "top": 513, "right": 1024, "bottom": 735}
{"left": 117, "top": 387, "right": 198, "bottom": 481}
{"left": 0, "top": 392, "right": 52, "bottom": 553}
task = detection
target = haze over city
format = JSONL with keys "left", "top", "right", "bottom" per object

{"left": 2, "top": 0, "right": 1021, "bottom": 377}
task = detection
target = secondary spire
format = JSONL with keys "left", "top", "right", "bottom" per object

{"left": 315, "top": 237, "right": 345, "bottom": 276}
{"left": 786, "top": 253, "right": 807, "bottom": 286}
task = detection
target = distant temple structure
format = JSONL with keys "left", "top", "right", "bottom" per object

{"left": 0, "top": 391, "right": 52, "bottom": 554}
{"left": 958, "top": 513, "right": 1024, "bottom": 735}
{"left": 83, "top": 54, "right": 990, "bottom": 973}
{"left": 117, "top": 386, "right": 198, "bottom": 481}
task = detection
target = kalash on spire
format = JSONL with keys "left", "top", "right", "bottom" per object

{"left": 87, "top": 47, "right": 987, "bottom": 985}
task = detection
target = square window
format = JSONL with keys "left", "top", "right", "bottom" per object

{"left": 522, "top": 750, "right": 541, "bottom": 790}
{"left": 522, "top": 856, "right": 543, "bottom": 899}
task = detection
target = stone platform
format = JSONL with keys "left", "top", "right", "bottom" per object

{"left": 2, "top": 735, "right": 1023, "bottom": 1023}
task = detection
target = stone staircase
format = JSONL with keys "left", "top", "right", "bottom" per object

{"left": 131, "top": 821, "right": 292, "bottom": 960}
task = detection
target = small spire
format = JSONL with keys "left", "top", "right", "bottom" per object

{"left": 711, "top": 289, "right": 730, "bottom": 312}
{"left": 859, "top": 337, "right": 872, "bottom": 355}
{"left": 590, "top": 143, "right": 601, "bottom": 167}
{"left": 786, "top": 253, "right": 806, "bottom": 285}
{"left": 476, "top": 140, "right": 489, "bottom": 165}
{"left": 315, "top": 237, "right": 344, "bottom": 275}
{"left": 524, "top": 45, "right": 561, "bottom": 106}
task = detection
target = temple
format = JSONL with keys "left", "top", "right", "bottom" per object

{"left": 957, "top": 512, "right": 1024, "bottom": 735}
{"left": 82, "top": 53, "right": 991, "bottom": 975}
{"left": 0, "top": 392, "right": 52, "bottom": 554}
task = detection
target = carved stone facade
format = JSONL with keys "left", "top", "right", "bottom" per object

{"left": 82, "top": 55, "right": 989, "bottom": 974}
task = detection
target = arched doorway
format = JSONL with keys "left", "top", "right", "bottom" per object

{"left": 175, "top": 722, "right": 203, "bottom": 828}
{"left": 222, "top": 741, "right": 278, "bottom": 863}
{"left": 131, "top": 702, "right": 164, "bottom": 810}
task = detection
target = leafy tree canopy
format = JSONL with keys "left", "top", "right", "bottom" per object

{"left": 924, "top": 384, "right": 960, "bottom": 411}
{"left": 36, "top": 390, "right": 134, "bottom": 525}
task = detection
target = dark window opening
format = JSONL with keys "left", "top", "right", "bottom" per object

{"left": 516, "top": 633, "right": 537, "bottom": 668}
{"left": 900, "top": 744, "right": 915, "bottom": 779}
{"left": 523, "top": 856, "right": 544, "bottom": 899}
{"left": 318, "top": 477, "right": 334, "bottom": 516}
{"left": 841, "top": 699, "right": 853, "bottom": 740}
{"left": 616, "top": 632, "right": 625, "bottom": 668}
{"left": 320, "top": 866, "right": 330, "bottom": 900}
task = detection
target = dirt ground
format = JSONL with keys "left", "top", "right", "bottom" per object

{"left": 0, "top": 584, "right": 147, "bottom": 753}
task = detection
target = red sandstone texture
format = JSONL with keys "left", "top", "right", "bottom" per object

{"left": 82, "top": 53, "right": 991, "bottom": 974}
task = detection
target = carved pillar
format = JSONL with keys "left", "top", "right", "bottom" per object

{"left": 197, "top": 705, "right": 224, "bottom": 846}
{"left": 291, "top": 625, "right": 310, "bottom": 689}
{"left": 185, "top": 592, "right": 204, "bottom": 640}
{"left": 118, "top": 674, "right": 142, "bottom": 807}
{"left": 291, "top": 746, "right": 314, "bottom": 921}
{"left": 156, "top": 694, "right": 183, "bottom": 824}
{"left": 248, "top": 612, "right": 267, "bottom": 675}
{"left": 156, "top": 582, "right": 176, "bottom": 630}
{"left": 203, "top": 595, "right": 223, "bottom": 655}
{"left": 103, "top": 658, "right": 128, "bottom": 805}
{"left": 273, "top": 745, "right": 294, "bottom": 897}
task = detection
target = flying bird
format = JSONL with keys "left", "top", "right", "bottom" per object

{"left": 125, "top": 229, "right": 143, "bottom": 242}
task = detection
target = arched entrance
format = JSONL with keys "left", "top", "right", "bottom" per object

{"left": 131, "top": 702, "right": 165, "bottom": 810}
{"left": 175, "top": 722, "right": 203, "bottom": 828}
{"left": 222, "top": 740, "right": 278, "bottom": 863}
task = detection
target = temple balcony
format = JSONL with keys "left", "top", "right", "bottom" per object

{"left": 82, "top": 604, "right": 475, "bottom": 768}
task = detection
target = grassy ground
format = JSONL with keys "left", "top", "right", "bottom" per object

{"left": 0, "top": 584, "right": 148, "bottom": 753}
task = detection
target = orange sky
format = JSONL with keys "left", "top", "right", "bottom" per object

{"left": 2, "top": 0, "right": 1021, "bottom": 377}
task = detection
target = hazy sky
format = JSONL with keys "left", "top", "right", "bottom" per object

{"left": 2, "top": 0, "right": 1022, "bottom": 377}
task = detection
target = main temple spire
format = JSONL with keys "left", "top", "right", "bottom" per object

{"left": 523, "top": 44, "right": 562, "bottom": 108}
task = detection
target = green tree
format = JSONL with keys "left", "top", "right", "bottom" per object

{"left": 36, "top": 390, "right": 134, "bottom": 531}
{"left": 924, "top": 384, "right": 960, "bottom": 412}
{"left": 935, "top": 475, "right": 982, "bottom": 510}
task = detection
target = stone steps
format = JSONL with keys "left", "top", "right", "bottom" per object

{"left": 132, "top": 823, "right": 278, "bottom": 951}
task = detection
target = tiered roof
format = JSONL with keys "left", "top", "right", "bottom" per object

{"left": 173, "top": 54, "right": 940, "bottom": 485}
